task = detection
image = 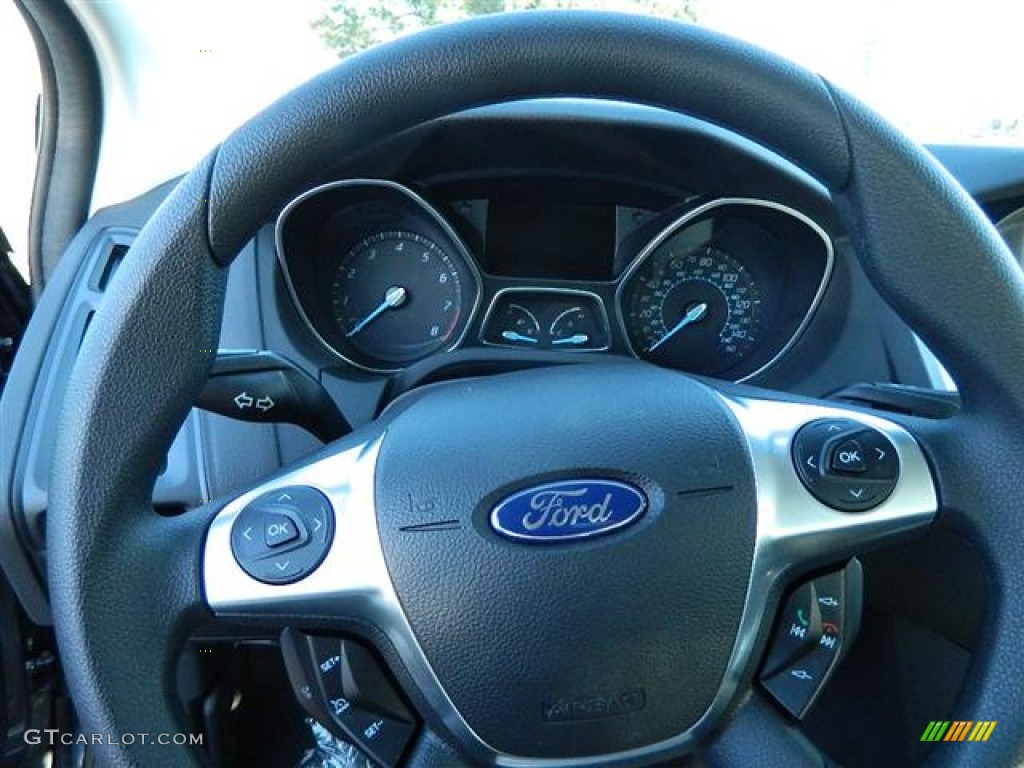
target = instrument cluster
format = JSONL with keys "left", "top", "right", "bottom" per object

{"left": 276, "top": 180, "right": 833, "bottom": 380}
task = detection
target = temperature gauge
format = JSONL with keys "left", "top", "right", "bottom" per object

{"left": 481, "top": 289, "right": 610, "bottom": 351}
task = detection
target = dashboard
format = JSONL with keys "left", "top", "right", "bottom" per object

{"left": 8, "top": 100, "right": 1024, "bottom": 630}
{"left": 276, "top": 178, "right": 832, "bottom": 382}
{"left": 6, "top": 95, "right": 1024, "bottom": 767}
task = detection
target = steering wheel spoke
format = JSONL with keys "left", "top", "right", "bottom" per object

{"left": 205, "top": 434, "right": 390, "bottom": 622}
{"left": 204, "top": 432, "right": 492, "bottom": 767}
{"left": 719, "top": 392, "right": 938, "bottom": 578}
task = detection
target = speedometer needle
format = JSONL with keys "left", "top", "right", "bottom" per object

{"left": 647, "top": 302, "right": 709, "bottom": 353}
{"left": 346, "top": 285, "right": 408, "bottom": 338}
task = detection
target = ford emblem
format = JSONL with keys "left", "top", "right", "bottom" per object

{"left": 490, "top": 479, "right": 647, "bottom": 543}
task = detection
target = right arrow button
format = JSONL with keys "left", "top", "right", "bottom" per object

{"left": 792, "top": 420, "right": 901, "bottom": 513}
{"left": 856, "top": 429, "right": 901, "bottom": 481}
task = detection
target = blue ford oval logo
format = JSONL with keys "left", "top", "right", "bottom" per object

{"left": 490, "top": 480, "right": 647, "bottom": 543}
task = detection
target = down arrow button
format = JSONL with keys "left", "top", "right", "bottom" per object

{"left": 792, "top": 420, "right": 900, "bottom": 513}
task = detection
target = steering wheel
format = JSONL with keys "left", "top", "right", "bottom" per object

{"left": 47, "top": 11, "right": 1024, "bottom": 768}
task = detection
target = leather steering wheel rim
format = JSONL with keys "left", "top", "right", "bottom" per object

{"left": 48, "top": 11, "right": 1024, "bottom": 767}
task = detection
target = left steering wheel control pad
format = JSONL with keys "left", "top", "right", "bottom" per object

{"left": 280, "top": 629, "right": 417, "bottom": 767}
{"left": 791, "top": 419, "right": 900, "bottom": 511}
{"left": 229, "top": 486, "right": 334, "bottom": 584}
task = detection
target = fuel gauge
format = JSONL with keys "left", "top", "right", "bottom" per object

{"left": 550, "top": 304, "right": 607, "bottom": 350}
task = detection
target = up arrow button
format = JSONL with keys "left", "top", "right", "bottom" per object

{"left": 229, "top": 485, "right": 335, "bottom": 585}
{"left": 791, "top": 420, "right": 901, "bottom": 513}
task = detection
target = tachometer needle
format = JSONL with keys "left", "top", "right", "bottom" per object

{"left": 501, "top": 331, "right": 539, "bottom": 344}
{"left": 647, "top": 302, "right": 709, "bottom": 353}
{"left": 346, "top": 285, "right": 408, "bottom": 338}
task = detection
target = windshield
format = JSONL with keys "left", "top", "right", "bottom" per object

{"left": 71, "top": 0, "right": 1024, "bottom": 208}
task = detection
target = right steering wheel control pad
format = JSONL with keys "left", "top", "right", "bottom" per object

{"left": 792, "top": 419, "right": 900, "bottom": 511}
{"left": 229, "top": 486, "right": 334, "bottom": 584}
{"left": 760, "top": 559, "right": 864, "bottom": 718}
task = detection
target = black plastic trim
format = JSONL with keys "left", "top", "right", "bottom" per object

{"left": 14, "top": 0, "right": 102, "bottom": 296}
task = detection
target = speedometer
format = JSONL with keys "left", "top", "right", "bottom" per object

{"left": 622, "top": 243, "right": 764, "bottom": 374}
{"left": 618, "top": 198, "right": 833, "bottom": 380}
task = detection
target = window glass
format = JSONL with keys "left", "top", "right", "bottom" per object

{"left": 78, "top": 1, "right": 1024, "bottom": 208}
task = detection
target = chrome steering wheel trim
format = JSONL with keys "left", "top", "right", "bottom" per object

{"left": 204, "top": 391, "right": 936, "bottom": 767}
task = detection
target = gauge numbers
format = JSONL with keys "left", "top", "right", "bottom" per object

{"left": 331, "top": 231, "right": 465, "bottom": 368}
{"left": 624, "top": 245, "right": 763, "bottom": 374}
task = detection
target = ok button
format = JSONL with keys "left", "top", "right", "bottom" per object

{"left": 264, "top": 512, "right": 302, "bottom": 548}
{"left": 830, "top": 440, "right": 867, "bottom": 473}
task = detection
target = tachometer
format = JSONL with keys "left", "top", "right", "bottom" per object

{"left": 331, "top": 230, "right": 464, "bottom": 368}
{"left": 622, "top": 243, "right": 763, "bottom": 374}
{"left": 277, "top": 180, "right": 482, "bottom": 373}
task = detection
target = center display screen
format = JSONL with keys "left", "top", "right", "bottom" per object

{"left": 484, "top": 199, "right": 616, "bottom": 280}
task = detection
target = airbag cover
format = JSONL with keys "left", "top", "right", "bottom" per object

{"left": 376, "top": 363, "right": 756, "bottom": 758}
